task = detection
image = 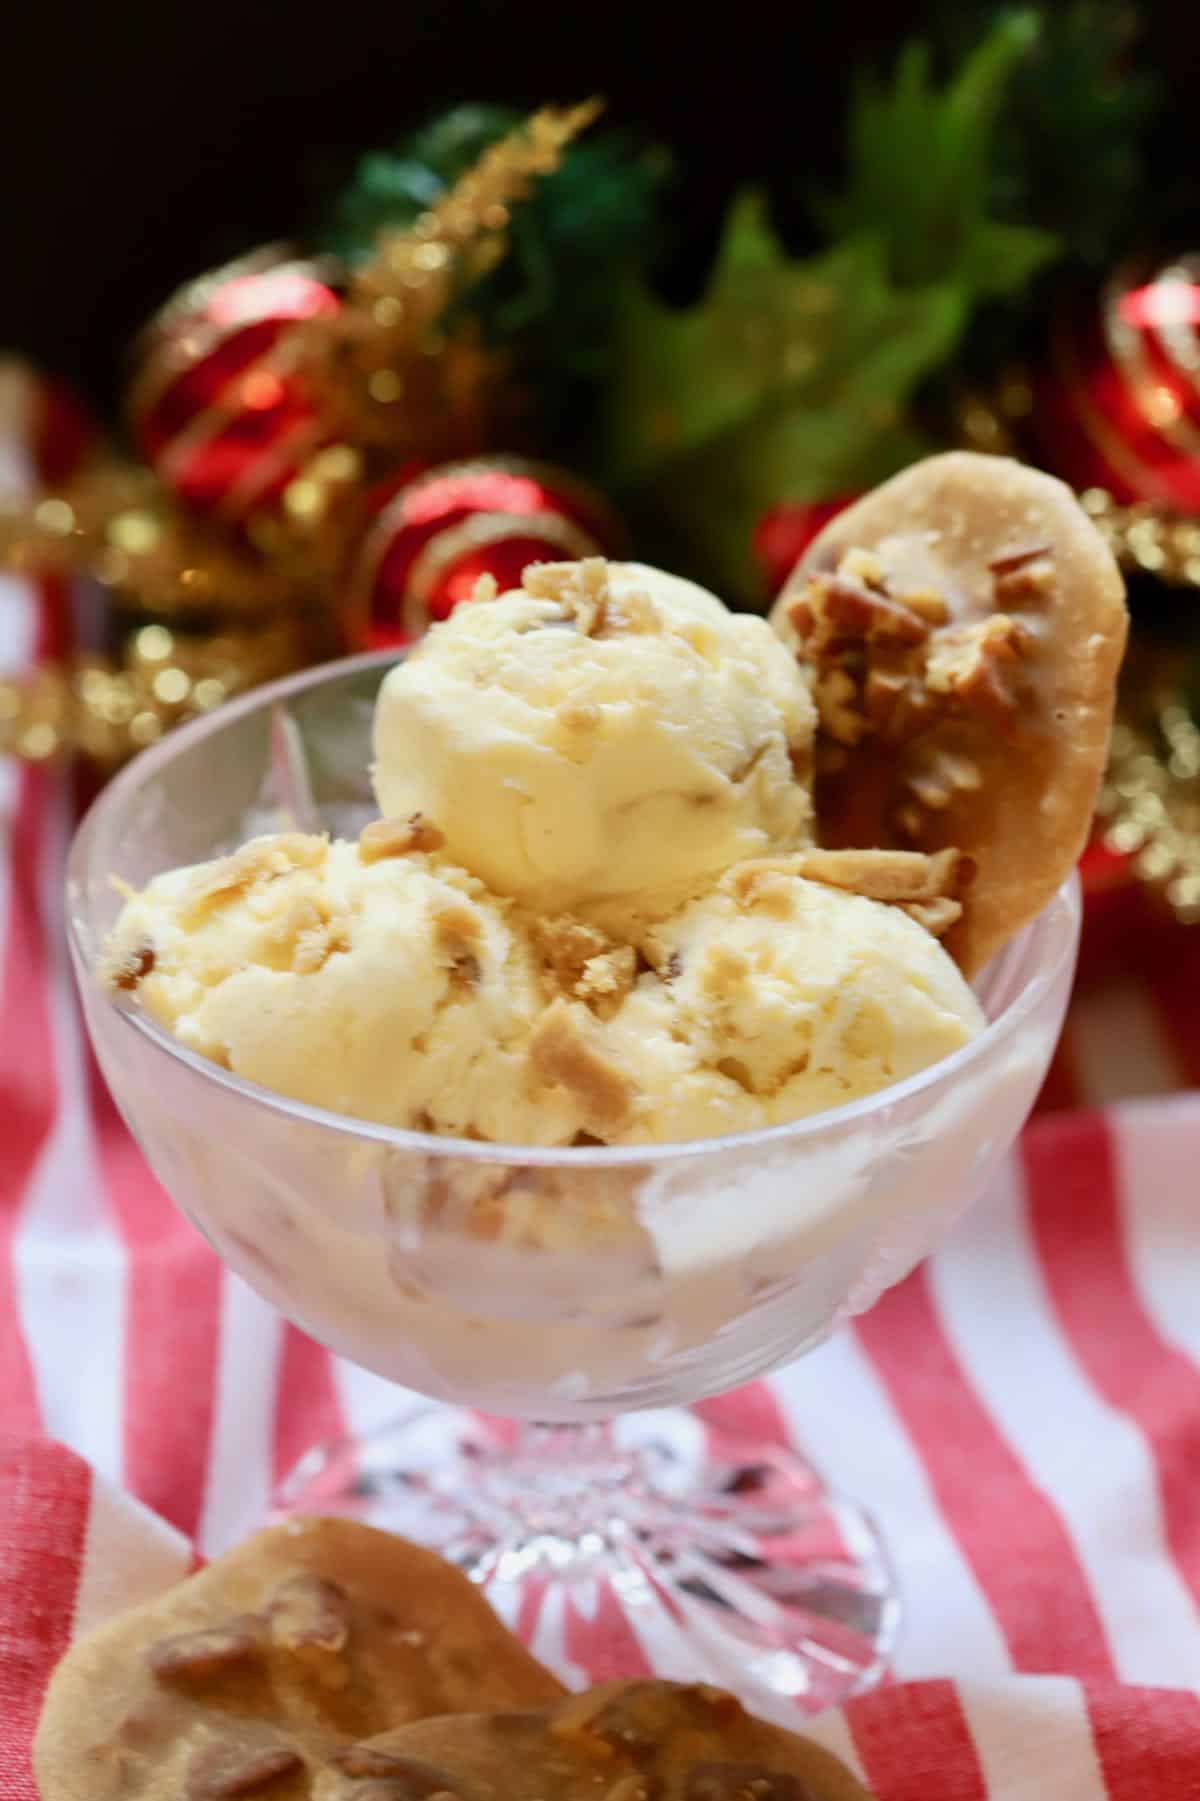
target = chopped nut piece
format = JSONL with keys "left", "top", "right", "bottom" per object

{"left": 359, "top": 813, "right": 445, "bottom": 863}
{"left": 894, "top": 586, "right": 950, "bottom": 625}
{"left": 788, "top": 571, "right": 932, "bottom": 656}
{"left": 525, "top": 557, "right": 661, "bottom": 637}
{"left": 330, "top": 1745, "right": 462, "bottom": 1790}
{"left": 184, "top": 1742, "right": 303, "bottom": 1800}
{"left": 897, "top": 896, "right": 963, "bottom": 937}
{"left": 267, "top": 1574, "right": 350, "bottom": 1657}
{"left": 987, "top": 540, "right": 1052, "bottom": 605}
{"left": 433, "top": 902, "right": 483, "bottom": 989}
{"left": 554, "top": 1680, "right": 747, "bottom": 1765}
{"left": 533, "top": 915, "right": 611, "bottom": 989}
{"left": 181, "top": 834, "right": 327, "bottom": 926}
{"left": 994, "top": 556, "right": 1055, "bottom": 604}
{"left": 722, "top": 846, "right": 969, "bottom": 940}
{"left": 261, "top": 888, "right": 348, "bottom": 976}
{"left": 724, "top": 865, "right": 795, "bottom": 917}
{"left": 524, "top": 557, "right": 610, "bottom": 633}
{"left": 811, "top": 666, "right": 865, "bottom": 747}
{"left": 529, "top": 999, "right": 635, "bottom": 1135}
{"left": 896, "top": 746, "right": 984, "bottom": 822}
{"left": 785, "top": 537, "right": 1040, "bottom": 761}
{"left": 557, "top": 700, "right": 601, "bottom": 734}
{"left": 837, "top": 546, "right": 885, "bottom": 589}
{"left": 533, "top": 917, "right": 637, "bottom": 1012}
{"left": 685, "top": 1763, "right": 817, "bottom": 1801}
{"left": 148, "top": 1619, "right": 262, "bottom": 1684}
{"left": 575, "top": 946, "right": 638, "bottom": 1010}
{"left": 924, "top": 615, "right": 1032, "bottom": 717}
{"left": 699, "top": 945, "right": 751, "bottom": 1000}
{"left": 988, "top": 543, "right": 1052, "bottom": 577}
{"left": 103, "top": 940, "right": 156, "bottom": 992}
{"left": 725, "top": 847, "right": 966, "bottom": 907}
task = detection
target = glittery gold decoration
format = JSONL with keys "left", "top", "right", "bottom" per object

{"left": 1097, "top": 693, "right": 1200, "bottom": 924}
{"left": 1068, "top": 491, "right": 1200, "bottom": 927}
{"left": 953, "top": 378, "right": 1200, "bottom": 591}
{"left": 306, "top": 99, "right": 602, "bottom": 458}
{"left": 0, "top": 616, "right": 310, "bottom": 769}
{"left": 1077, "top": 487, "right": 1200, "bottom": 589}
{"left": 0, "top": 101, "right": 604, "bottom": 767}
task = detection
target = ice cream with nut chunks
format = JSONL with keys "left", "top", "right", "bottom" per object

{"left": 373, "top": 559, "right": 818, "bottom": 915}
{"left": 101, "top": 554, "right": 985, "bottom": 1145}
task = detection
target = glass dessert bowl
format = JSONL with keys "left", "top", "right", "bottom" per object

{"left": 67, "top": 650, "right": 1080, "bottom": 1716}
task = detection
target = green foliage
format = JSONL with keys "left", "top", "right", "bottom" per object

{"left": 934, "top": 2, "right": 1161, "bottom": 269}
{"left": 315, "top": 105, "right": 668, "bottom": 447}
{"left": 605, "top": 194, "right": 965, "bottom": 602}
{"left": 815, "top": 10, "right": 1060, "bottom": 297}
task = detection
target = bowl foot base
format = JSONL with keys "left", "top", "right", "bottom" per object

{"left": 274, "top": 1405, "right": 899, "bottom": 1716}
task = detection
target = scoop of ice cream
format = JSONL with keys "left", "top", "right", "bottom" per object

{"left": 100, "top": 829, "right": 582, "bottom": 1144}
{"left": 372, "top": 558, "right": 816, "bottom": 913}
{"left": 528, "top": 869, "right": 985, "bottom": 1145}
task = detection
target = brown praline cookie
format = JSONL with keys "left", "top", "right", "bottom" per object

{"left": 33, "top": 1518, "right": 564, "bottom": 1801}
{"left": 771, "top": 452, "right": 1127, "bottom": 973}
{"left": 311, "top": 1678, "right": 872, "bottom": 1801}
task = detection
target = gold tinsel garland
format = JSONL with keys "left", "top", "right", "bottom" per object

{"left": 0, "top": 101, "right": 600, "bottom": 767}
{"left": 1079, "top": 489, "right": 1200, "bottom": 926}
{"left": 1095, "top": 688, "right": 1200, "bottom": 926}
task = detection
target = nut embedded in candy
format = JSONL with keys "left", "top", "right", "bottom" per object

{"left": 32, "top": 1518, "right": 565, "bottom": 1801}
{"left": 773, "top": 452, "right": 1128, "bottom": 973}
{"left": 333, "top": 1678, "right": 869, "bottom": 1801}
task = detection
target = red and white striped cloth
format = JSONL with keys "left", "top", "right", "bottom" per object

{"left": 4, "top": 384, "right": 1200, "bottom": 1798}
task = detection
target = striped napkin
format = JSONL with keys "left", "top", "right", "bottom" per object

{"left": 3, "top": 368, "right": 1200, "bottom": 1798}
{"left": 6, "top": 1099, "right": 1200, "bottom": 1800}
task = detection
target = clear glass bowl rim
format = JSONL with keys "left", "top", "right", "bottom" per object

{"left": 66, "top": 647, "right": 1081, "bottom": 1171}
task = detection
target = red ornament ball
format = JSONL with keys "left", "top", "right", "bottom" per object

{"left": 1030, "top": 258, "right": 1200, "bottom": 514}
{"left": 128, "top": 249, "right": 342, "bottom": 525}
{"left": 349, "top": 457, "right": 627, "bottom": 648}
{"left": 752, "top": 495, "right": 858, "bottom": 598}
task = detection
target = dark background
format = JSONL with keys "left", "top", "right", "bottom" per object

{"left": 2, "top": 0, "right": 1196, "bottom": 413}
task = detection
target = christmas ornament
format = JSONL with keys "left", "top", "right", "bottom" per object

{"left": 1096, "top": 686, "right": 1200, "bottom": 926}
{"left": 128, "top": 249, "right": 342, "bottom": 524}
{"left": 0, "top": 359, "right": 96, "bottom": 487}
{"left": 1028, "top": 259, "right": 1200, "bottom": 513}
{"left": 349, "top": 457, "right": 625, "bottom": 646}
{"left": 752, "top": 497, "right": 856, "bottom": 598}
{"left": 0, "top": 103, "right": 602, "bottom": 766}
{"left": 0, "top": 616, "right": 310, "bottom": 768}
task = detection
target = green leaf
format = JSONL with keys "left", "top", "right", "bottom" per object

{"left": 958, "top": 220, "right": 1062, "bottom": 300}
{"left": 606, "top": 205, "right": 968, "bottom": 601}
{"left": 932, "top": 2, "right": 1161, "bottom": 271}
{"left": 816, "top": 10, "right": 1060, "bottom": 298}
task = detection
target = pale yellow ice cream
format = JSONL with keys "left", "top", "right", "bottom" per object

{"left": 372, "top": 559, "right": 816, "bottom": 914}
{"left": 102, "top": 555, "right": 985, "bottom": 1155}
{"left": 101, "top": 830, "right": 582, "bottom": 1144}
{"left": 555, "top": 869, "right": 985, "bottom": 1144}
